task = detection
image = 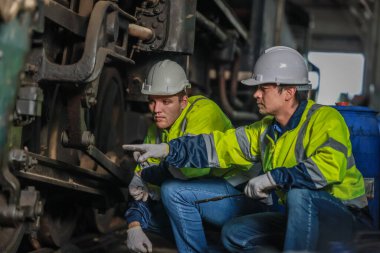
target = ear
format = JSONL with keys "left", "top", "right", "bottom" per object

{"left": 180, "top": 95, "right": 188, "bottom": 109}
{"left": 284, "top": 87, "right": 297, "bottom": 101}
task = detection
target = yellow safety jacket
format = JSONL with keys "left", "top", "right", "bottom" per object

{"left": 166, "top": 100, "right": 367, "bottom": 207}
{"left": 137, "top": 95, "right": 245, "bottom": 181}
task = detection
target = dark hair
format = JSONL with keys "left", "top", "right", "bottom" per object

{"left": 176, "top": 89, "right": 188, "bottom": 101}
{"left": 277, "top": 86, "right": 309, "bottom": 102}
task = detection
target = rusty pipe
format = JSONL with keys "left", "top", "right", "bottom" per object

{"left": 128, "top": 24, "right": 154, "bottom": 42}
{"left": 230, "top": 52, "right": 244, "bottom": 109}
{"left": 196, "top": 11, "right": 228, "bottom": 43}
{"left": 219, "top": 65, "right": 258, "bottom": 121}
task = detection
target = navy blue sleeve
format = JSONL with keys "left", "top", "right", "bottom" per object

{"left": 270, "top": 163, "right": 318, "bottom": 190}
{"left": 166, "top": 135, "right": 210, "bottom": 169}
{"left": 124, "top": 200, "right": 152, "bottom": 229}
{"left": 140, "top": 162, "right": 173, "bottom": 186}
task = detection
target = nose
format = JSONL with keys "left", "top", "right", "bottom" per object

{"left": 253, "top": 88, "right": 261, "bottom": 99}
{"left": 153, "top": 101, "right": 163, "bottom": 113}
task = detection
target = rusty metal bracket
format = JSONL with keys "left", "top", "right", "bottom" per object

{"left": 61, "top": 131, "right": 132, "bottom": 186}
{"left": 37, "top": 1, "right": 135, "bottom": 83}
{"left": 84, "top": 145, "right": 133, "bottom": 186}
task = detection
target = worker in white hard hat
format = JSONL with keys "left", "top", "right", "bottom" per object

{"left": 123, "top": 47, "right": 372, "bottom": 252}
{"left": 124, "top": 59, "right": 263, "bottom": 253}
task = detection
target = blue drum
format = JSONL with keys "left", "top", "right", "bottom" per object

{"left": 333, "top": 106, "right": 380, "bottom": 228}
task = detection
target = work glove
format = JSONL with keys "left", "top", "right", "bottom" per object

{"left": 129, "top": 173, "right": 149, "bottom": 201}
{"left": 133, "top": 151, "right": 150, "bottom": 169}
{"left": 126, "top": 226, "right": 152, "bottom": 253}
{"left": 123, "top": 143, "right": 169, "bottom": 162}
{"left": 244, "top": 173, "right": 277, "bottom": 199}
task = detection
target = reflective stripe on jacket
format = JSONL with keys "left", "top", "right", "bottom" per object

{"left": 166, "top": 100, "right": 367, "bottom": 207}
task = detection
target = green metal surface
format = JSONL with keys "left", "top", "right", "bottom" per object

{"left": 0, "top": 13, "right": 32, "bottom": 154}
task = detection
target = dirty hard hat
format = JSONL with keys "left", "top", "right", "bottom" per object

{"left": 141, "top": 59, "right": 191, "bottom": 95}
{"left": 242, "top": 46, "right": 311, "bottom": 90}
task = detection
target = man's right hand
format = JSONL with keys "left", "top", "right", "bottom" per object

{"left": 129, "top": 173, "right": 149, "bottom": 201}
{"left": 123, "top": 143, "right": 169, "bottom": 162}
{"left": 126, "top": 226, "right": 152, "bottom": 253}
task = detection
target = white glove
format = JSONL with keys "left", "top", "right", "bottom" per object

{"left": 129, "top": 173, "right": 149, "bottom": 201}
{"left": 133, "top": 151, "right": 150, "bottom": 169}
{"left": 122, "top": 143, "right": 169, "bottom": 162}
{"left": 126, "top": 226, "right": 152, "bottom": 253}
{"left": 244, "top": 173, "right": 277, "bottom": 199}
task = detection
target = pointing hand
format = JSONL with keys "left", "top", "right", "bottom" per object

{"left": 123, "top": 143, "right": 169, "bottom": 162}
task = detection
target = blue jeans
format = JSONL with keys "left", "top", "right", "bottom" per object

{"left": 160, "top": 178, "right": 268, "bottom": 253}
{"left": 222, "top": 188, "right": 370, "bottom": 252}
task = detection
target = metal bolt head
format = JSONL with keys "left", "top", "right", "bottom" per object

{"left": 157, "top": 14, "right": 165, "bottom": 22}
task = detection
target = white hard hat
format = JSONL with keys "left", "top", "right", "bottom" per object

{"left": 242, "top": 46, "right": 311, "bottom": 90}
{"left": 141, "top": 60, "right": 191, "bottom": 95}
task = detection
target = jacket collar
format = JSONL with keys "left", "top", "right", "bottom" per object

{"left": 269, "top": 100, "right": 308, "bottom": 139}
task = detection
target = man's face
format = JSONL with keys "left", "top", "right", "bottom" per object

{"left": 253, "top": 83, "right": 290, "bottom": 115}
{"left": 148, "top": 94, "right": 188, "bottom": 129}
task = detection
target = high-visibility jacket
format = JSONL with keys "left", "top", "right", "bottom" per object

{"left": 136, "top": 95, "right": 248, "bottom": 181}
{"left": 165, "top": 100, "right": 367, "bottom": 207}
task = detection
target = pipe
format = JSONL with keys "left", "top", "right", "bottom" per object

{"left": 230, "top": 52, "right": 245, "bottom": 109}
{"left": 128, "top": 24, "right": 154, "bottom": 42}
{"left": 196, "top": 11, "right": 228, "bottom": 43}
{"left": 213, "top": 0, "right": 248, "bottom": 41}
{"left": 219, "top": 65, "right": 258, "bottom": 121}
{"left": 274, "top": 0, "right": 285, "bottom": 45}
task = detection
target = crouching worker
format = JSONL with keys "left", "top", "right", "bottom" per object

{"left": 124, "top": 47, "right": 373, "bottom": 252}
{"left": 124, "top": 59, "right": 264, "bottom": 253}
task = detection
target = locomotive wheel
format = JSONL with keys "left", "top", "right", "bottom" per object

{"left": 91, "top": 67, "right": 128, "bottom": 232}
{"left": 38, "top": 201, "right": 80, "bottom": 247}
{"left": 93, "top": 67, "right": 126, "bottom": 172}
{"left": 94, "top": 207, "right": 127, "bottom": 234}
{"left": 0, "top": 194, "right": 26, "bottom": 253}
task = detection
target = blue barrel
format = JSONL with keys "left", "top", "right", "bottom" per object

{"left": 333, "top": 106, "right": 380, "bottom": 228}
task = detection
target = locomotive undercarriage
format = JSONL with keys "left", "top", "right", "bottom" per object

{"left": 0, "top": 0, "right": 264, "bottom": 251}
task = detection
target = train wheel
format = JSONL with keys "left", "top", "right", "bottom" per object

{"left": 0, "top": 194, "right": 26, "bottom": 253}
{"left": 38, "top": 201, "right": 80, "bottom": 247}
{"left": 89, "top": 67, "right": 128, "bottom": 232}
{"left": 94, "top": 207, "right": 127, "bottom": 234}
{"left": 93, "top": 67, "right": 126, "bottom": 171}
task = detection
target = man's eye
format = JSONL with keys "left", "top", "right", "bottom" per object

{"left": 163, "top": 100, "right": 171, "bottom": 105}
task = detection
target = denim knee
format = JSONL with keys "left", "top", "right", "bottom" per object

{"left": 286, "top": 188, "right": 314, "bottom": 210}
{"left": 160, "top": 179, "right": 180, "bottom": 205}
{"left": 221, "top": 219, "right": 240, "bottom": 252}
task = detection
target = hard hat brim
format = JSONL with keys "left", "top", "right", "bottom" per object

{"left": 241, "top": 78, "right": 261, "bottom": 86}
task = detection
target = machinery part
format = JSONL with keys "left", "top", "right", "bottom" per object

{"left": 94, "top": 207, "right": 127, "bottom": 234}
{"left": 10, "top": 150, "right": 123, "bottom": 199}
{"left": 218, "top": 64, "right": 258, "bottom": 121}
{"left": 0, "top": 10, "right": 35, "bottom": 229}
{"left": 213, "top": 0, "right": 248, "bottom": 41}
{"left": 93, "top": 67, "right": 125, "bottom": 163}
{"left": 81, "top": 67, "right": 134, "bottom": 185}
{"left": 135, "top": 0, "right": 197, "bottom": 53}
{"left": 0, "top": 194, "right": 27, "bottom": 253}
{"left": 128, "top": 24, "right": 154, "bottom": 42}
{"left": 14, "top": 86, "right": 44, "bottom": 126}
{"left": 195, "top": 11, "right": 228, "bottom": 43}
{"left": 83, "top": 145, "right": 132, "bottom": 186}
{"left": 38, "top": 201, "right": 80, "bottom": 247}
{"left": 0, "top": 0, "right": 37, "bottom": 22}
{"left": 37, "top": 1, "right": 135, "bottom": 83}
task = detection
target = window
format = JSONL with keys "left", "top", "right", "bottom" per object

{"left": 308, "top": 52, "right": 364, "bottom": 105}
